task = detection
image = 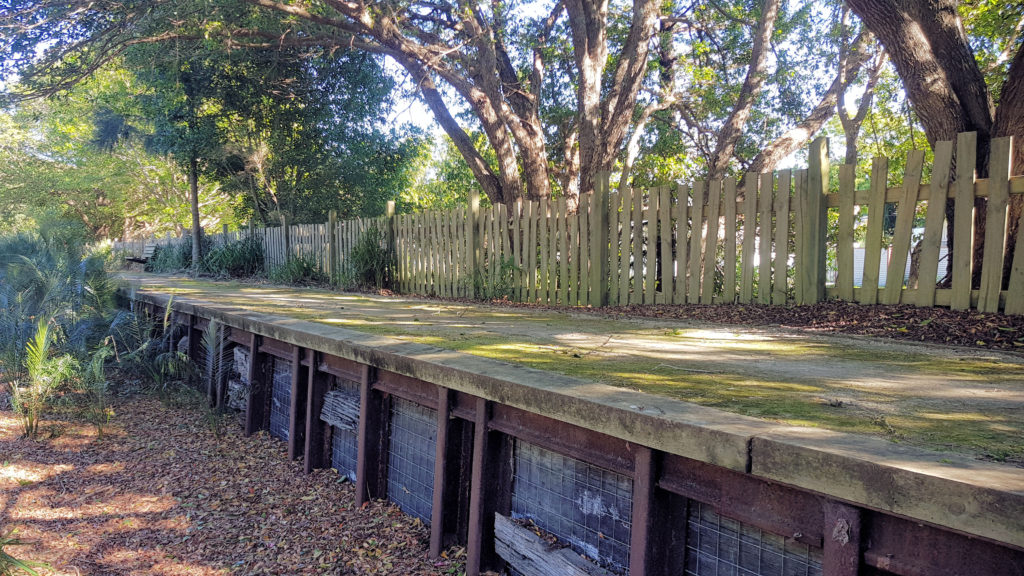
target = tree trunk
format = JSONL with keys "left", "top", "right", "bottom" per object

{"left": 846, "top": 0, "right": 1022, "bottom": 289}
{"left": 189, "top": 155, "right": 202, "bottom": 277}
{"left": 707, "top": 0, "right": 782, "bottom": 180}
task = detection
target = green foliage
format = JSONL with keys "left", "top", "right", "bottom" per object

{"left": 112, "top": 297, "right": 190, "bottom": 400}
{"left": 269, "top": 255, "right": 328, "bottom": 285}
{"left": 346, "top": 225, "right": 392, "bottom": 290}
{"left": 0, "top": 67, "right": 236, "bottom": 239}
{"left": 10, "top": 318, "right": 79, "bottom": 438}
{"left": 0, "top": 227, "right": 118, "bottom": 408}
{"left": 80, "top": 341, "right": 115, "bottom": 438}
{"left": 200, "top": 235, "right": 264, "bottom": 277}
{"left": 489, "top": 256, "right": 519, "bottom": 301}
{"left": 0, "top": 530, "right": 47, "bottom": 576}
{"left": 146, "top": 235, "right": 213, "bottom": 273}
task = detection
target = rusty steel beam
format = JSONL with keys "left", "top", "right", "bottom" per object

{"left": 304, "top": 349, "right": 330, "bottom": 474}
{"left": 317, "top": 353, "right": 364, "bottom": 382}
{"left": 660, "top": 454, "right": 824, "bottom": 547}
{"left": 823, "top": 500, "right": 861, "bottom": 576}
{"left": 488, "top": 404, "right": 634, "bottom": 476}
{"left": 257, "top": 337, "right": 292, "bottom": 360}
{"left": 374, "top": 369, "right": 439, "bottom": 410}
{"left": 243, "top": 333, "right": 264, "bottom": 437}
{"left": 863, "top": 510, "right": 1024, "bottom": 576}
{"left": 356, "top": 364, "right": 386, "bottom": 505}
{"left": 287, "top": 345, "right": 306, "bottom": 461}
{"left": 430, "top": 388, "right": 454, "bottom": 557}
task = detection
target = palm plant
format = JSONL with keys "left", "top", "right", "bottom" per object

{"left": 0, "top": 529, "right": 47, "bottom": 576}
{"left": 9, "top": 318, "right": 77, "bottom": 438}
{"left": 81, "top": 341, "right": 115, "bottom": 438}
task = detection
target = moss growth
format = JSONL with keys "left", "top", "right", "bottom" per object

{"left": 125, "top": 275, "right": 1024, "bottom": 463}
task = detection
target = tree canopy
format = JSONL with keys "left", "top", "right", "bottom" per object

{"left": 1, "top": 0, "right": 1020, "bottom": 221}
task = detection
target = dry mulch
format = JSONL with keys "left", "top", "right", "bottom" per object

{"left": 0, "top": 394, "right": 464, "bottom": 575}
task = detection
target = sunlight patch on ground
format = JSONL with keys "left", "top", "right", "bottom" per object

{"left": 0, "top": 462, "right": 73, "bottom": 485}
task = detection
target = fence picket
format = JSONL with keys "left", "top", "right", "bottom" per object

{"left": 630, "top": 188, "right": 643, "bottom": 305}
{"left": 836, "top": 165, "right": 856, "bottom": 302}
{"left": 978, "top": 137, "right": 1013, "bottom": 313}
{"left": 952, "top": 132, "right": 977, "bottom": 310}
{"left": 658, "top": 186, "right": 672, "bottom": 304}
{"left": 758, "top": 173, "right": 773, "bottom": 305}
{"left": 917, "top": 140, "right": 954, "bottom": 307}
{"left": 884, "top": 150, "right": 925, "bottom": 305}
{"left": 539, "top": 199, "right": 550, "bottom": 304}
{"left": 609, "top": 191, "right": 620, "bottom": 306}
{"left": 674, "top": 185, "right": 688, "bottom": 305}
{"left": 793, "top": 170, "right": 806, "bottom": 305}
{"left": 723, "top": 178, "right": 738, "bottom": 304}
{"left": 702, "top": 180, "right": 722, "bottom": 305}
{"left": 860, "top": 157, "right": 888, "bottom": 305}
{"left": 740, "top": 174, "right": 758, "bottom": 304}
{"left": 773, "top": 170, "right": 792, "bottom": 305}
{"left": 688, "top": 182, "right": 705, "bottom": 304}
{"left": 579, "top": 194, "right": 591, "bottom": 306}
{"left": 644, "top": 189, "right": 657, "bottom": 305}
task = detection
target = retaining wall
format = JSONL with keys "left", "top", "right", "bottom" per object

{"left": 125, "top": 289, "right": 1024, "bottom": 576}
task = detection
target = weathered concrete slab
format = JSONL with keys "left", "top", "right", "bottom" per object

{"left": 120, "top": 275, "right": 1024, "bottom": 467}
{"left": 751, "top": 427, "right": 1024, "bottom": 550}
{"left": 130, "top": 289, "right": 771, "bottom": 472}
{"left": 122, "top": 277, "right": 1024, "bottom": 550}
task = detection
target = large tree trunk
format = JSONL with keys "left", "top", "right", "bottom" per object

{"left": 566, "top": 0, "right": 659, "bottom": 197}
{"left": 847, "top": 0, "right": 1024, "bottom": 290}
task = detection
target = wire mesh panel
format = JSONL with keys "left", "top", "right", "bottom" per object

{"left": 685, "top": 501, "right": 823, "bottom": 576}
{"left": 268, "top": 357, "right": 291, "bottom": 441}
{"left": 387, "top": 397, "right": 437, "bottom": 524}
{"left": 330, "top": 378, "right": 360, "bottom": 482}
{"left": 511, "top": 440, "right": 633, "bottom": 574}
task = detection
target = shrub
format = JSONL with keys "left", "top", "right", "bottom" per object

{"left": 269, "top": 254, "right": 327, "bottom": 285}
{"left": 348, "top": 224, "right": 392, "bottom": 289}
{"left": 146, "top": 234, "right": 212, "bottom": 273}
{"left": 201, "top": 234, "right": 264, "bottom": 277}
{"left": 9, "top": 319, "right": 78, "bottom": 438}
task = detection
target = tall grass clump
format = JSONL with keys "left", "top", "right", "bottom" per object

{"left": 347, "top": 224, "right": 392, "bottom": 290}
{"left": 146, "top": 234, "right": 212, "bottom": 273}
{"left": 201, "top": 234, "right": 264, "bottom": 277}
{"left": 269, "top": 254, "right": 327, "bottom": 285}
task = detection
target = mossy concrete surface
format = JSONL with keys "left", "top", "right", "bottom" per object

{"left": 122, "top": 275, "right": 1024, "bottom": 466}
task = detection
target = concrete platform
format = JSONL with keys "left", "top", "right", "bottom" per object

{"left": 123, "top": 274, "right": 1024, "bottom": 551}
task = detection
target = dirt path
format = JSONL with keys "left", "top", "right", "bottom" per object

{"left": 124, "top": 274, "right": 1024, "bottom": 464}
{"left": 0, "top": 395, "right": 463, "bottom": 575}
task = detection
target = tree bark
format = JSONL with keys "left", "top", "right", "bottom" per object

{"left": 846, "top": 0, "right": 1024, "bottom": 288}
{"left": 566, "top": 0, "right": 659, "bottom": 197}
{"left": 846, "top": 0, "right": 994, "bottom": 149}
{"left": 189, "top": 155, "right": 202, "bottom": 277}
{"left": 707, "top": 0, "right": 782, "bottom": 180}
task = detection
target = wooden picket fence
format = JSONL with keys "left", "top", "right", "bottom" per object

{"left": 116, "top": 132, "right": 1023, "bottom": 314}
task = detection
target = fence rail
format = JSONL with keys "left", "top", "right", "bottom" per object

{"left": 115, "top": 132, "right": 1024, "bottom": 314}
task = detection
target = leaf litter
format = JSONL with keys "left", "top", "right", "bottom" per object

{"left": 0, "top": 394, "right": 465, "bottom": 575}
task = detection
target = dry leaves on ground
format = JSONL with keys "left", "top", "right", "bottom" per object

{"left": 0, "top": 395, "right": 464, "bottom": 575}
